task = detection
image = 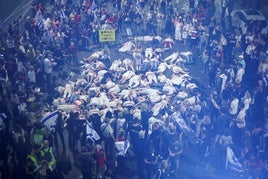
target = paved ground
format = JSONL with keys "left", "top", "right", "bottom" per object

{"left": 0, "top": 0, "right": 32, "bottom": 27}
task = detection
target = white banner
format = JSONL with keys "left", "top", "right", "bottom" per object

{"left": 115, "top": 140, "right": 130, "bottom": 156}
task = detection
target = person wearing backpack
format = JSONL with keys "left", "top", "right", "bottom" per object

{"left": 100, "top": 111, "right": 116, "bottom": 155}
{"left": 39, "top": 140, "right": 56, "bottom": 169}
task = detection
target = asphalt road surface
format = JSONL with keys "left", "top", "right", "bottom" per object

{"left": 0, "top": 0, "right": 32, "bottom": 26}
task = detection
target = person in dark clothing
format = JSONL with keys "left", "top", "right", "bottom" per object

{"left": 164, "top": 15, "right": 173, "bottom": 36}
{"left": 51, "top": 44, "right": 65, "bottom": 71}
{"left": 145, "top": 17, "right": 157, "bottom": 36}
{"left": 159, "top": 0, "right": 166, "bottom": 14}
{"left": 105, "top": 152, "right": 117, "bottom": 179}
{"left": 153, "top": 159, "right": 170, "bottom": 179}
{"left": 252, "top": 79, "right": 267, "bottom": 122}
{"left": 66, "top": 111, "right": 79, "bottom": 152}
{"left": 208, "top": 60, "right": 219, "bottom": 87}
{"left": 54, "top": 110, "right": 66, "bottom": 150}
{"left": 144, "top": 145, "right": 158, "bottom": 179}
{"left": 11, "top": 124, "right": 28, "bottom": 178}
{"left": 0, "top": 107, "right": 10, "bottom": 138}
{"left": 168, "top": 138, "right": 183, "bottom": 177}
{"left": 0, "top": 134, "right": 10, "bottom": 179}
{"left": 149, "top": 122, "right": 162, "bottom": 156}
{"left": 25, "top": 145, "right": 39, "bottom": 179}
{"left": 129, "top": 118, "right": 143, "bottom": 143}
{"left": 213, "top": 106, "right": 233, "bottom": 147}
{"left": 123, "top": 109, "right": 133, "bottom": 140}
{"left": 208, "top": 88, "right": 221, "bottom": 121}
{"left": 133, "top": 130, "right": 149, "bottom": 179}
{"left": 141, "top": 104, "right": 151, "bottom": 139}
{"left": 78, "top": 145, "right": 97, "bottom": 179}
{"left": 89, "top": 113, "right": 103, "bottom": 143}
{"left": 161, "top": 121, "right": 179, "bottom": 159}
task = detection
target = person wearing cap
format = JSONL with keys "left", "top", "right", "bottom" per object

{"left": 100, "top": 111, "right": 116, "bottom": 155}
{"left": 237, "top": 54, "right": 246, "bottom": 69}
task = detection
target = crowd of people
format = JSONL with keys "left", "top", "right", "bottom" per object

{"left": 0, "top": 0, "right": 268, "bottom": 178}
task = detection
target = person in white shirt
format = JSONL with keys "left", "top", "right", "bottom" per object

{"left": 63, "top": 81, "right": 75, "bottom": 99}
{"left": 242, "top": 90, "right": 252, "bottom": 111}
{"left": 229, "top": 94, "right": 239, "bottom": 117}
{"left": 146, "top": 70, "right": 158, "bottom": 85}
{"left": 235, "top": 106, "right": 246, "bottom": 129}
{"left": 128, "top": 74, "right": 142, "bottom": 88}
{"left": 27, "top": 66, "right": 36, "bottom": 85}
{"left": 235, "top": 63, "right": 245, "bottom": 84}
{"left": 145, "top": 47, "right": 154, "bottom": 59}
{"left": 43, "top": 54, "right": 56, "bottom": 90}
{"left": 120, "top": 70, "right": 135, "bottom": 84}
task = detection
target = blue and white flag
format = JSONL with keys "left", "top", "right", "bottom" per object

{"left": 91, "top": 0, "right": 97, "bottom": 11}
{"left": 41, "top": 110, "right": 58, "bottom": 131}
{"left": 115, "top": 140, "right": 130, "bottom": 156}
{"left": 59, "top": 9, "right": 67, "bottom": 20}
{"left": 34, "top": 9, "right": 44, "bottom": 30}
{"left": 173, "top": 113, "right": 194, "bottom": 134}
{"left": 86, "top": 123, "right": 100, "bottom": 142}
{"left": 225, "top": 147, "right": 244, "bottom": 173}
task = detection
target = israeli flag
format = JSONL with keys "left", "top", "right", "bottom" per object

{"left": 41, "top": 110, "right": 58, "bottom": 131}
{"left": 91, "top": 0, "right": 97, "bottom": 11}
{"left": 86, "top": 122, "right": 100, "bottom": 142}
{"left": 173, "top": 114, "right": 194, "bottom": 134}
{"left": 115, "top": 140, "right": 130, "bottom": 156}
{"left": 34, "top": 9, "right": 44, "bottom": 30}
{"left": 225, "top": 147, "right": 244, "bottom": 173}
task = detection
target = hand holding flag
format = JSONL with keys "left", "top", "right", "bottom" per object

{"left": 41, "top": 110, "right": 58, "bottom": 131}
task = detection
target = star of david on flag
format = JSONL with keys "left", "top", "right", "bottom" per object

{"left": 86, "top": 122, "right": 100, "bottom": 142}
{"left": 41, "top": 110, "right": 58, "bottom": 131}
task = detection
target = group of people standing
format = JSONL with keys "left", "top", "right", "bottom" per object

{"left": 0, "top": 0, "right": 268, "bottom": 179}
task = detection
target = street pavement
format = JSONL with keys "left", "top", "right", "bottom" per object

{"left": 0, "top": 0, "right": 32, "bottom": 28}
